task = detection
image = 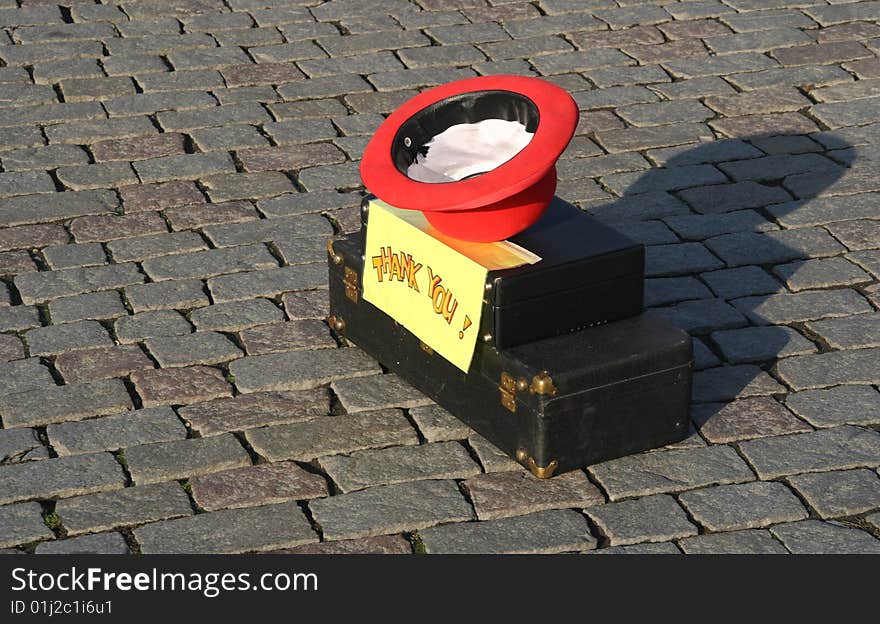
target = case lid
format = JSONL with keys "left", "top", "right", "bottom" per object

{"left": 489, "top": 197, "right": 644, "bottom": 306}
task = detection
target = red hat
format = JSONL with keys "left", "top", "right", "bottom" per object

{"left": 360, "top": 75, "right": 578, "bottom": 242}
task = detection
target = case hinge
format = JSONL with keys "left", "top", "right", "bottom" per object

{"left": 499, "top": 372, "right": 529, "bottom": 413}
{"left": 344, "top": 266, "right": 358, "bottom": 303}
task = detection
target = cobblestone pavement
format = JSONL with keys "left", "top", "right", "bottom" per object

{"left": 1, "top": 0, "right": 879, "bottom": 555}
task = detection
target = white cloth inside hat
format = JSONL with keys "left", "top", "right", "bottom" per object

{"left": 406, "top": 119, "right": 534, "bottom": 184}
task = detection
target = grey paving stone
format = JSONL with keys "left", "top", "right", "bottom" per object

{"left": 421, "top": 509, "right": 596, "bottom": 554}
{"left": 257, "top": 190, "right": 361, "bottom": 217}
{"left": 201, "top": 172, "right": 297, "bottom": 202}
{"left": 785, "top": 385, "right": 880, "bottom": 428}
{"left": 574, "top": 86, "right": 659, "bottom": 111}
{"left": 25, "top": 320, "right": 113, "bottom": 357}
{"left": 663, "top": 212, "right": 777, "bottom": 240}
{"left": 208, "top": 265, "right": 327, "bottom": 303}
{"left": 273, "top": 237, "right": 330, "bottom": 267}
{"left": 36, "top": 532, "right": 130, "bottom": 555}
{"left": 654, "top": 298, "right": 748, "bottom": 334}
{"left": 693, "top": 339, "right": 722, "bottom": 370}
{"left": 850, "top": 249, "right": 880, "bottom": 278}
{"left": 467, "top": 434, "right": 523, "bottom": 474}
{"left": 320, "top": 441, "right": 480, "bottom": 493}
{"left": 788, "top": 468, "right": 880, "bottom": 519}
{"left": 700, "top": 266, "right": 781, "bottom": 300}
{"left": 463, "top": 470, "right": 603, "bottom": 521}
{"left": 1, "top": 189, "right": 118, "bottom": 229}
{"left": 0, "top": 428, "right": 47, "bottom": 464}
{"left": 309, "top": 479, "right": 474, "bottom": 541}
{"left": 299, "top": 51, "right": 403, "bottom": 77}
{"left": 102, "top": 54, "right": 169, "bottom": 78}
{"left": 0, "top": 171, "right": 56, "bottom": 198}
{"left": 48, "top": 407, "right": 186, "bottom": 456}
{"left": 678, "top": 182, "right": 792, "bottom": 215}
{"left": 719, "top": 153, "right": 839, "bottom": 183}
{"left": 770, "top": 520, "right": 880, "bottom": 554}
{"left": 645, "top": 277, "right": 712, "bottom": 307}
{"left": 740, "top": 425, "right": 880, "bottom": 480}
{"left": 752, "top": 135, "right": 823, "bottom": 155}
{"left": 618, "top": 221, "right": 679, "bottom": 246}
{"left": 203, "top": 214, "right": 331, "bottom": 247}
{"left": 409, "top": 405, "right": 472, "bottom": 443}
{"left": 115, "top": 311, "right": 192, "bottom": 344}
{"left": 103, "top": 91, "right": 218, "bottom": 117}
{"left": 297, "top": 161, "right": 362, "bottom": 191}
{"left": 733, "top": 290, "right": 872, "bottom": 325}
{"left": 135, "top": 502, "right": 317, "bottom": 554}
{"left": 0, "top": 379, "right": 133, "bottom": 429}
{"left": 145, "top": 332, "right": 243, "bottom": 368}
{"left": 768, "top": 193, "right": 880, "bottom": 228}
{"left": 585, "top": 494, "right": 698, "bottom": 546}
{"left": 0, "top": 502, "right": 53, "bottom": 548}
{"left": 274, "top": 73, "right": 371, "bottom": 102}
{"left": 191, "top": 299, "right": 284, "bottom": 333}
{"left": 133, "top": 152, "right": 236, "bottom": 184}
{"left": 773, "top": 257, "right": 872, "bottom": 292}
{"left": 107, "top": 232, "right": 208, "bottom": 263}
{"left": 125, "top": 434, "right": 251, "bottom": 486}
{"left": 678, "top": 530, "right": 788, "bottom": 554}
{"left": 589, "top": 446, "right": 754, "bottom": 502}
{"left": 692, "top": 397, "right": 811, "bottom": 444}
{"left": 776, "top": 348, "right": 880, "bottom": 391}
{"left": 229, "top": 347, "right": 380, "bottom": 394}
{"left": 54, "top": 346, "right": 151, "bottom": 386}
{"left": 239, "top": 320, "right": 335, "bottom": 355}
{"left": 141, "top": 244, "right": 277, "bottom": 282}
{"left": 180, "top": 388, "right": 329, "bottom": 437}
{"left": 707, "top": 228, "right": 845, "bottom": 268}
{"left": 710, "top": 325, "right": 816, "bottom": 364}
{"left": 246, "top": 409, "right": 418, "bottom": 462}
{"left": 0, "top": 452, "right": 125, "bottom": 505}
{"left": 679, "top": 481, "right": 807, "bottom": 532}
{"left": 691, "top": 365, "right": 785, "bottom": 403}
{"left": 0, "top": 333, "right": 25, "bottom": 364}
{"left": 125, "top": 280, "right": 210, "bottom": 313}
{"left": 590, "top": 541, "right": 681, "bottom": 555}
{"left": 190, "top": 124, "right": 269, "bottom": 152}
{"left": 330, "top": 374, "right": 431, "bottom": 414}
{"left": 646, "top": 243, "right": 724, "bottom": 277}
{"left": 596, "top": 123, "right": 713, "bottom": 154}
{"left": 49, "top": 291, "right": 128, "bottom": 325}
{"left": 806, "top": 312, "right": 880, "bottom": 349}
{"left": 190, "top": 461, "right": 327, "bottom": 511}
{"left": 605, "top": 164, "right": 727, "bottom": 196}
{"left": 0, "top": 358, "right": 55, "bottom": 398}
{"left": 14, "top": 262, "right": 144, "bottom": 305}
{"left": 826, "top": 219, "right": 880, "bottom": 252}
{"left": 0, "top": 144, "right": 89, "bottom": 172}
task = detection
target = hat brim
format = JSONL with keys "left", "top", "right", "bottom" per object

{"left": 360, "top": 75, "right": 578, "bottom": 214}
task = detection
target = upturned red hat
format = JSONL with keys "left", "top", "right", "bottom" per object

{"left": 360, "top": 74, "right": 578, "bottom": 242}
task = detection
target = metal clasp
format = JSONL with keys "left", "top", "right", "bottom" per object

{"left": 499, "top": 372, "right": 529, "bottom": 413}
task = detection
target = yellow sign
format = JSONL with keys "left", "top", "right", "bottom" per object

{"left": 362, "top": 200, "right": 540, "bottom": 372}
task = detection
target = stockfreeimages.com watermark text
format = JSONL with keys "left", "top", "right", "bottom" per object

{"left": 10, "top": 566, "right": 318, "bottom": 599}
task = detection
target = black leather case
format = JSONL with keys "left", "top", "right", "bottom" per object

{"left": 328, "top": 233, "right": 692, "bottom": 478}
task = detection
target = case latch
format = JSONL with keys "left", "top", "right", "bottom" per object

{"left": 499, "top": 372, "right": 529, "bottom": 413}
{"left": 343, "top": 266, "right": 358, "bottom": 303}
